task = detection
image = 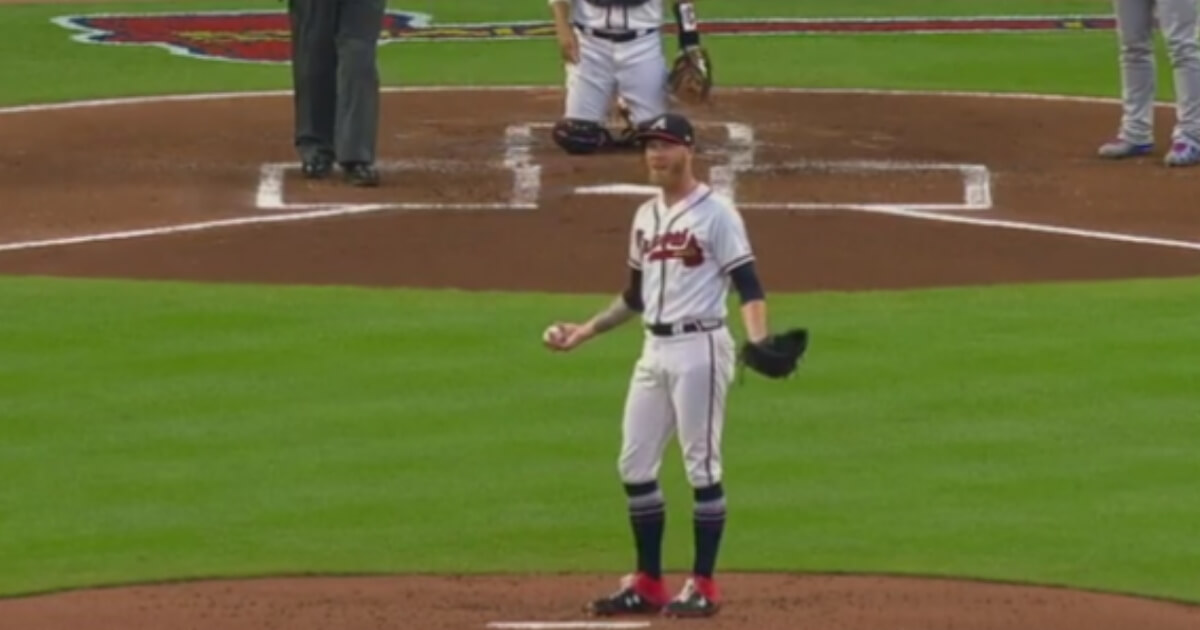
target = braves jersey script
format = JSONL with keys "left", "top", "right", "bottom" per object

{"left": 628, "top": 183, "right": 754, "bottom": 326}
{"left": 559, "top": 0, "right": 664, "bottom": 31}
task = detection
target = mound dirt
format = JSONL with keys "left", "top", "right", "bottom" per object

{"left": 1, "top": 573, "right": 1197, "bottom": 630}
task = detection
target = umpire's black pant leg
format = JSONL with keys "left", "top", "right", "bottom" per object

{"left": 289, "top": 0, "right": 339, "bottom": 160}
{"left": 333, "top": 0, "right": 385, "bottom": 165}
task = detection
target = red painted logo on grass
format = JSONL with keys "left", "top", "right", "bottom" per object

{"left": 53, "top": 11, "right": 1118, "bottom": 64}
{"left": 53, "top": 10, "right": 431, "bottom": 64}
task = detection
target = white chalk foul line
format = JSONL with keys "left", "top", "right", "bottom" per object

{"left": 843, "top": 204, "right": 1200, "bottom": 252}
{"left": 0, "top": 205, "right": 383, "bottom": 253}
{"left": 0, "top": 201, "right": 535, "bottom": 253}
{"left": 486, "top": 622, "right": 651, "bottom": 630}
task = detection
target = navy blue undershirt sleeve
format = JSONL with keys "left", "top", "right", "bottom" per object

{"left": 622, "top": 268, "right": 645, "bottom": 312}
{"left": 729, "top": 261, "right": 765, "bottom": 303}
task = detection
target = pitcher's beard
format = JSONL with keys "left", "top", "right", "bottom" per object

{"left": 648, "top": 163, "right": 685, "bottom": 188}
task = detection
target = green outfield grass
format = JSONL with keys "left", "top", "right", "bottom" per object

{"left": 1, "top": 0, "right": 1198, "bottom": 609}
{"left": 1, "top": 276, "right": 1198, "bottom": 599}
{"left": 0, "top": 0, "right": 1186, "bottom": 105}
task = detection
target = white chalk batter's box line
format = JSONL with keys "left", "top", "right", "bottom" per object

{"left": 2, "top": 86, "right": 1197, "bottom": 255}
{"left": 256, "top": 121, "right": 989, "bottom": 213}
{"left": 255, "top": 158, "right": 537, "bottom": 212}
{"left": 255, "top": 122, "right": 744, "bottom": 213}
{"left": 734, "top": 159, "right": 993, "bottom": 212}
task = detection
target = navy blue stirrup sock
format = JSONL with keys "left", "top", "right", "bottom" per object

{"left": 625, "top": 481, "right": 665, "bottom": 580}
{"left": 692, "top": 483, "right": 725, "bottom": 578}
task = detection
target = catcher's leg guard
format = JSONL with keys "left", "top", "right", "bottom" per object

{"left": 552, "top": 118, "right": 614, "bottom": 155}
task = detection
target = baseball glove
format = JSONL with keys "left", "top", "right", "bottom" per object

{"left": 668, "top": 46, "right": 714, "bottom": 105}
{"left": 740, "top": 328, "right": 809, "bottom": 379}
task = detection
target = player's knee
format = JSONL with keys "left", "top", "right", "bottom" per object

{"left": 552, "top": 118, "right": 612, "bottom": 155}
{"left": 685, "top": 461, "right": 722, "bottom": 489}
{"left": 1120, "top": 42, "right": 1154, "bottom": 62}
{"left": 335, "top": 38, "right": 378, "bottom": 67}
{"left": 617, "top": 457, "right": 655, "bottom": 485}
{"left": 1166, "top": 38, "right": 1200, "bottom": 65}
{"left": 618, "top": 466, "right": 651, "bottom": 486}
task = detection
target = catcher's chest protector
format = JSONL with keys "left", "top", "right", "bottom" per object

{"left": 584, "top": 0, "right": 652, "bottom": 8}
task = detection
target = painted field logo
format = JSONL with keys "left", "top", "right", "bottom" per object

{"left": 52, "top": 10, "right": 432, "bottom": 63}
{"left": 53, "top": 11, "right": 1117, "bottom": 64}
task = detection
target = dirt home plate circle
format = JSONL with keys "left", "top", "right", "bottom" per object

{"left": 2, "top": 88, "right": 1200, "bottom": 291}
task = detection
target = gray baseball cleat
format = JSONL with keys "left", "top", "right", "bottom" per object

{"left": 1164, "top": 137, "right": 1200, "bottom": 167}
{"left": 1097, "top": 138, "right": 1154, "bottom": 159}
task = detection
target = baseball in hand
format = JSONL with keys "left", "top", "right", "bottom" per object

{"left": 543, "top": 323, "right": 567, "bottom": 347}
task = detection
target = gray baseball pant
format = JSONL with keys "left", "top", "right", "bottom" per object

{"left": 1113, "top": 0, "right": 1200, "bottom": 143}
{"left": 288, "top": 0, "right": 386, "bottom": 165}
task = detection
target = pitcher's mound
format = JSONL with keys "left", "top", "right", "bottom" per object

{"left": 2, "top": 573, "right": 1197, "bottom": 630}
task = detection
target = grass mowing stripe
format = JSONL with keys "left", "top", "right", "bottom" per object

{"left": 1, "top": 276, "right": 1197, "bottom": 601}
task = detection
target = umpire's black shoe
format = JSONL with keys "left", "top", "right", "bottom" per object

{"left": 341, "top": 162, "right": 380, "bottom": 187}
{"left": 300, "top": 154, "right": 333, "bottom": 180}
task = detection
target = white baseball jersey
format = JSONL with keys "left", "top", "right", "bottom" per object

{"left": 616, "top": 182, "right": 749, "bottom": 490}
{"left": 553, "top": 0, "right": 665, "bottom": 31}
{"left": 628, "top": 183, "right": 754, "bottom": 326}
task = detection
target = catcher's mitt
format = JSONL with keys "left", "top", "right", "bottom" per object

{"left": 668, "top": 46, "right": 713, "bottom": 105}
{"left": 740, "top": 328, "right": 809, "bottom": 379}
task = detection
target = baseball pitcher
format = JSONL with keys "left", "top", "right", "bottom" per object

{"left": 1098, "top": 0, "right": 1200, "bottom": 166}
{"left": 548, "top": 0, "right": 714, "bottom": 155}
{"left": 543, "top": 113, "right": 807, "bottom": 618}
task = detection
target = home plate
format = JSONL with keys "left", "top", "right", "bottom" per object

{"left": 486, "top": 622, "right": 652, "bottom": 629}
{"left": 574, "top": 183, "right": 659, "bottom": 196}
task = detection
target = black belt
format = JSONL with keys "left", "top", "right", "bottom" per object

{"left": 646, "top": 320, "right": 724, "bottom": 337}
{"left": 573, "top": 24, "right": 658, "bottom": 43}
